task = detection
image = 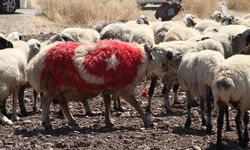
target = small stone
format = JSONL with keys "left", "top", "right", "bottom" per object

{"left": 192, "top": 145, "right": 201, "bottom": 150}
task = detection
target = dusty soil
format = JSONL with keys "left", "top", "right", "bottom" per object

{"left": 0, "top": 12, "right": 248, "bottom": 150}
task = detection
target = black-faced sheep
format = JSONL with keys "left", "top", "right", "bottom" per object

{"left": 26, "top": 40, "right": 169, "bottom": 130}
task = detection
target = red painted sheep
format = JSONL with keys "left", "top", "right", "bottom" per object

{"left": 27, "top": 40, "right": 168, "bottom": 130}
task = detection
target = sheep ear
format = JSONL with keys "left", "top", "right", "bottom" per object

{"left": 166, "top": 51, "right": 173, "bottom": 61}
{"left": 144, "top": 43, "right": 155, "bottom": 60}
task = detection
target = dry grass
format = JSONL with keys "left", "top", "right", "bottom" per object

{"left": 181, "top": 0, "right": 220, "bottom": 19}
{"left": 35, "top": 0, "right": 249, "bottom": 26}
{"left": 35, "top": 0, "right": 141, "bottom": 25}
{"left": 226, "top": 0, "right": 250, "bottom": 12}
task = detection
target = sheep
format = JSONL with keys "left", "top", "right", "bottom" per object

{"left": 234, "top": 18, "right": 250, "bottom": 27}
{"left": 26, "top": 40, "right": 169, "bottom": 129}
{"left": 200, "top": 28, "right": 250, "bottom": 58}
{"left": 177, "top": 50, "right": 225, "bottom": 134}
{"left": 0, "top": 39, "right": 40, "bottom": 125}
{"left": 154, "top": 14, "right": 197, "bottom": 44}
{"left": 7, "top": 32, "right": 22, "bottom": 41}
{"left": 159, "top": 26, "right": 201, "bottom": 42}
{"left": 46, "top": 32, "right": 77, "bottom": 44}
{"left": 145, "top": 39, "right": 224, "bottom": 114}
{"left": 100, "top": 23, "right": 133, "bottom": 42}
{"left": 212, "top": 54, "right": 250, "bottom": 148}
{"left": 194, "top": 19, "right": 221, "bottom": 32}
{"left": 221, "top": 15, "right": 236, "bottom": 25}
{"left": 125, "top": 15, "right": 149, "bottom": 25}
{"left": 100, "top": 23, "right": 155, "bottom": 44}
{"left": 61, "top": 27, "right": 100, "bottom": 43}
{"left": 209, "top": 11, "right": 223, "bottom": 22}
{"left": 92, "top": 20, "right": 122, "bottom": 33}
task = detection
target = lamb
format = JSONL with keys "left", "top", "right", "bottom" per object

{"left": 26, "top": 40, "right": 169, "bottom": 129}
{"left": 61, "top": 27, "right": 100, "bottom": 42}
{"left": 212, "top": 54, "right": 250, "bottom": 148}
{"left": 177, "top": 50, "right": 226, "bottom": 134}
{"left": 0, "top": 39, "right": 40, "bottom": 125}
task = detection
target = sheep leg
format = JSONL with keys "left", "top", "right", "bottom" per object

{"left": 225, "top": 106, "right": 232, "bottom": 131}
{"left": 102, "top": 93, "right": 114, "bottom": 128}
{"left": 18, "top": 86, "right": 27, "bottom": 116}
{"left": 205, "top": 87, "right": 212, "bottom": 134}
{"left": 146, "top": 76, "right": 158, "bottom": 114}
{"left": 185, "top": 91, "right": 192, "bottom": 128}
{"left": 121, "top": 93, "right": 153, "bottom": 128}
{"left": 82, "top": 100, "right": 95, "bottom": 116}
{"left": 12, "top": 88, "right": 19, "bottom": 121}
{"left": 235, "top": 109, "right": 246, "bottom": 148}
{"left": 243, "top": 112, "right": 249, "bottom": 145}
{"left": 163, "top": 81, "right": 174, "bottom": 114}
{"left": 1, "top": 99, "right": 8, "bottom": 116}
{"left": 59, "top": 97, "right": 77, "bottom": 127}
{"left": 199, "top": 97, "right": 206, "bottom": 127}
{"left": 33, "top": 90, "right": 38, "bottom": 112}
{"left": 0, "top": 100, "right": 12, "bottom": 125}
{"left": 113, "top": 95, "right": 125, "bottom": 112}
{"left": 173, "top": 83, "right": 180, "bottom": 104}
{"left": 41, "top": 93, "right": 53, "bottom": 130}
{"left": 216, "top": 101, "right": 226, "bottom": 148}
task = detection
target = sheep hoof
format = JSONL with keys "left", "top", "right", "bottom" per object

{"left": 85, "top": 111, "right": 97, "bottom": 116}
{"left": 239, "top": 140, "right": 248, "bottom": 148}
{"left": 206, "top": 125, "right": 212, "bottom": 134}
{"left": 215, "top": 143, "right": 224, "bottom": 150}
{"left": 225, "top": 126, "right": 232, "bottom": 132}
{"left": 145, "top": 106, "right": 151, "bottom": 114}
{"left": 42, "top": 121, "right": 53, "bottom": 130}
{"left": 33, "top": 107, "right": 37, "bottom": 112}
{"left": 190, "top": 100, "right": 199, "bottom": 107}
{"left": 115, "top": 106, "right": 126, "bottom": 113}
{"left": 69, "top": 122, "right": 80, "bottom": 129}
{"left": 105, "top": 122, "right": 115, "bottom": 128}
{"left": 184, "top": 118, "right": 191, "bottom": 128}
{"left": 144, "top": 122, "right": 154, "bottom": 128}
{"left": 166, "top": 109, "right": 174, "bottom": 115}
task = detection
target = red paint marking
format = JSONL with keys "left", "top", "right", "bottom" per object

{"left": 40, "top": 40, "right": 144, "bottom": 95}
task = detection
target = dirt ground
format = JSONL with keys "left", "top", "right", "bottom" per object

{"left": 0, "top": 11, "right": 248, "bottom": 150}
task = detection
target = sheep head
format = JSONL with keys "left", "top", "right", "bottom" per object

{"left": 0, "top": 37, "right": 13, "bottom": 49}
{"left": 27, "top": 39, "right": 41, "bottom": 62}
{"left": 232, "top": 29, "right": 250, "bottom": 55}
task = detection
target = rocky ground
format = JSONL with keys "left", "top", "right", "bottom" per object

{"left": 0, "top": 11, "right": 248, "bottom": 150}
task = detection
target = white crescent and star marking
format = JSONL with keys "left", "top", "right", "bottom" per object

{"left": 105, "top": 53, "right": 120, "bottom": 70}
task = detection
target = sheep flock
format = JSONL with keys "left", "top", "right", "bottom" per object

{"left": 1, "top": 10, "right": 250, "bottom": 149}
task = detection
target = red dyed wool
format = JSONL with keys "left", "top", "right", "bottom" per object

{"left": 40, "top": 40, "right": 144, "bottom": 96}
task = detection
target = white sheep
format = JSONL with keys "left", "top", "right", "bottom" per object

{"left": 160, "top": 26, "right": 201, "bottom": 42}
{"left": 212, "top": 54, "right": 250, "bottom": 148}
{"left": 7, "top": 32, "right": 22, "bottom": 41}
{"left": 177, "top": 50, "right": 225, "bottom": 134}
{"left": 26, "top": 40, "right": 169, "bottom": 129}
{"left": 92, "top": 20, "right": 122, "bottom": 33}
{"left": 145, "top": 39, "right": 224, "bottom": 114}
{"left": 194, "top": 19, "right": 221, "bottom": 32}
{"left": 209, "top": 11, "right": 223, "bottom": 22}
{"left": 0, "top": 39, "right": 40, "bottom": 125}
{"left": 61, "top": 27, "right": 100, "bottom": 43}
{"left": 100, "top": 23, "right": 154, "bottom": 44}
